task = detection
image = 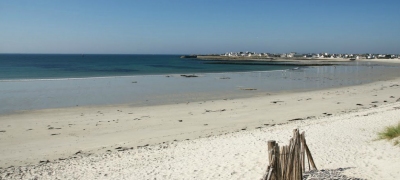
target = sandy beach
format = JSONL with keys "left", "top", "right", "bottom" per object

{"left": 1, "top": 60, "right": 400, "bottom": 179}
{"left": 2, "top": 0, "right": 400, "bottom": 179}
{"left": 2, "top": 102, "right": 399, "bottom": 179}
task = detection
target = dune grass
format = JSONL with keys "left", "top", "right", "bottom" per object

{"left": 378, "top": 122, "right": 400, "bottom": 145}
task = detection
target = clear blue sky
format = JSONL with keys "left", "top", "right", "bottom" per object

{"left": 1, "top": 0, "right": 399, "bottom": 54}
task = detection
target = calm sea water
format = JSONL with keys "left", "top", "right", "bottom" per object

{"left": 2, "top": 54, "right": 400, "bottom": 114}
{"left": 0, "top": 54, "right": 296, "bottom": 80}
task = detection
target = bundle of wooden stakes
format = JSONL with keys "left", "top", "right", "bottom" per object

{"left": 262, "top": 129, "right": 317, "bottom": 180}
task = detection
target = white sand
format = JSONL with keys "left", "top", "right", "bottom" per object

{"left": 1, "top": 76, "right": 400, "bottom": 179}
{"left": 1, "top": 101, "right": 400, "bottom": 179}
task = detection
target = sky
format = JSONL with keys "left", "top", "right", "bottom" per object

{"left": 1, "top": 0, "right": 399, "bottom": 54}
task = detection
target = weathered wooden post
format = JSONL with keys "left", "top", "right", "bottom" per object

{"left": 267, "top": 140, "right": 277, "bottom": 180}
{"left": 262, "top": 129, "right": 317, "bottom": 180}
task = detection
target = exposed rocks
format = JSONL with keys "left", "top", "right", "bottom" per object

{"left": 240, "top": 88, "right": 257, "bottom": 91}
{"left": 180, "top": 74, "right": 198, "bottom": 78}
{"left": 180, "top": 55, "right": 197, "bottom": 58}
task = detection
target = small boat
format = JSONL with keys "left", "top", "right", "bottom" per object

{"left": 292, "top": 67, "right": 299, "bottom": 70}
{"left": 349, "top": 58, "right": 356, "bottom": 61}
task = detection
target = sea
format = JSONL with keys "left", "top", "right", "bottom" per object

{"left": 1, "top": 54, "right": 400, "bottom": 114}
{"left": 0, "top": 54, "right": 294, "bottom": 80}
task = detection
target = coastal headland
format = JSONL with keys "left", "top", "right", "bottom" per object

{"left": 1, "top": 59, "right": 400, "bottom": 179}
{"left": 181, "top": 55, "right": 400, "bottom": 70}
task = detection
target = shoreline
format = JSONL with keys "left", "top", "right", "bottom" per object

{"left": 1, "top": 75, "right": 400, "bottom": 169}
{"left": 196, "top": 55, "right": 400, "bottom": 60}
{"left": 195, "top": 55, "right": 400, "bottom": 64}
{"left": 1, "top": 86, "right": 400, "bottom": 179}
{"left": 2, "top": 62, "right": 400, "bottom": 115}
{"left": 0, "top": 69, "right": 291, "bottom": 82}
{"left": 2, "top": 57, "right": 399, "bottom": 82}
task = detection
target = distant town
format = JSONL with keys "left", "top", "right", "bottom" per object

{"left": 219, "top": 51, "right": 399, "bottom": 59}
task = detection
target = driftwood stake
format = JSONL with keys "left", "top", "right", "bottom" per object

{"left": 262, "top": 129, "right": 317, "bottom": 180}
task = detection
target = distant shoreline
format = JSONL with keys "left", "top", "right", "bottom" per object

{"left": 194, "top": 55, "right": 350, "bottom": 61}
{"left": 189, "top": 55, "right": 400, "bottom": 65}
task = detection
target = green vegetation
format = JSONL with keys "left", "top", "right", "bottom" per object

{"left": 378, "top": 122, "right": 400, "bottom": 145}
